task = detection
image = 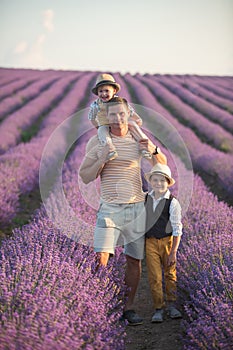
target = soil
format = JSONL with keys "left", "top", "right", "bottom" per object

{"left": 125, "top": 260, "right": 183, "bottom": 350}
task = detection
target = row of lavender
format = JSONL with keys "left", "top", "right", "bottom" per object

{"left": 170, "top": 75, "right": 233, "bottom": 114}
{"left": 0, "top": 71, "right": 96, "bottom": 228}
{"left": 114, "top": 73, "right": 233, "bottom": 347}
{"left": 0, "top": 68, "right": 129, "bottom": 348}
{"left": 179, "top": 175, "right": 233, "bottom": 349}
{"left": 0, "top": 67, "right": 232, "bottom": 348}
{"left": 60, "top": 112, "right": 233, "bottom": 349}
{"left": 0, "top": 69, "right": 232, "bottom": 228}
{"left": 153, "top": 74, "right": 233, "bottom": 132}
{"left": 1, "top": 115, "right": 232, "bottom": 349}
{"left": 39, "top": 112, "right": 233, "bottom": 349}
{"left": 0, "top": 69, "right": 50, "bottom": 98}
{"left": 134, "top": 74, "right": 233, "bottom": 153}
{"left": 171, "top": 159, "right": 233, "bottom": 350}
{"left": 184, "top": 75, "right": 233, "bottom": 99}
{"left": 0, "top": 71, "right": 83, "bottom": 153}
{"left": 122, "top": 73, "right": 233, "bottom": 202}
{"left": 0, "top": 128, "right": 127, "bottom": 349}
{"left": 0, "top": 66, "right": 127, "bottom": 348}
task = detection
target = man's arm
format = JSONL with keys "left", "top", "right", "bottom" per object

{"left": 151, "top": 150, "right": 167, "bottom": 165}
{"left": 79, "top": 137, "right": 110, "bottom": 184}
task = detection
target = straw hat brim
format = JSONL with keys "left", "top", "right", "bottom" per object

{"left": 144, "top": 171, "right": 175, "bottom": 187}
{"left": 92, "top": 80, "right": 121, "bottom": 95}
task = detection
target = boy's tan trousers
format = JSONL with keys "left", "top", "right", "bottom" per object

{"left": 146, "top": 236, "right": 177, "bottom": 309}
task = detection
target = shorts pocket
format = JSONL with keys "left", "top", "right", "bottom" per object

{"left": 96, "top": 217, "right": 116, "bottom": 228}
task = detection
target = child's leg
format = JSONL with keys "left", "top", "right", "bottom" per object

{"left": 128, "top": 120, "right": 148, "bottom": 141}
{"left": 97, "top": 125, "right": 118, "bottom": 160}
{"left": 97, "top": 125, "right": 113, "bottom": 147}
{"left": 163, "top": 238, "right": 182, "bottom": 318}
{"left": 161, "top": 236, "right": 177, "bottom": 304}
{"left": 146, "top": 238, "right": 164, "bottom": 309}
{"left": 128, "top": 120, "right": 152, "bottom": 159}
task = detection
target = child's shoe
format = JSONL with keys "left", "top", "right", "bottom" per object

{"left": 167, "top": 304, "right": 182, "bottom": 319}
{"left": 107, "top": 150, "right": 118, "bottom": 161}
{"left": 141, "top": 150, "right": 152, "bottom": 159}
{"left": 151, "top": 309, "right": 164, "bottom": 323}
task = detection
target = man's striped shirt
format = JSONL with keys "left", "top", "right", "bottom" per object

{"left": 85, "top": 133, "right": 145, "bottom": 204}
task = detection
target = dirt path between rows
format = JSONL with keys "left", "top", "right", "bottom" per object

{"left": 125, "top": 260, "right": 183, "bottom": 350}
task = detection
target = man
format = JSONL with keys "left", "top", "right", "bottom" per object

{"left": 79, "top": 97, "right": 167, "bottom": 325}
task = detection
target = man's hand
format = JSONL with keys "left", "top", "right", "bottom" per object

{"left": 96, "top": 143, "right": 111, "bottom": 163}
{"left": 79, "top": 139, "right": 111, "bottom": 184}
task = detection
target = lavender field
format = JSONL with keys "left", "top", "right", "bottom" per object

{"left": 0, "top": 68, "right": 233, "bottom": 350}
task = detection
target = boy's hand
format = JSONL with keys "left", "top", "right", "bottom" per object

{"left": 139, "top": 139, "right": 167, "bottom": 165}
{"left": 167, "top": 251, "right": 177, "bottom": 267}
{"left": 139, "top": 139, "right": 155, "bottom": 154}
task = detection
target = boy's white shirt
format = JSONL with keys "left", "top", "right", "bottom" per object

{"left": 148, "top": 189, "right": 183, "bottom": 236}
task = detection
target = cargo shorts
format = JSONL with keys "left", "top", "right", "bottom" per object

{"left": 94, "top": 201, "right": 146, "bottom": 259}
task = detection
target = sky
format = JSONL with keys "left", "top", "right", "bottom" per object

{"left": 0, "top": 0, "right": 233, "bottom": 76}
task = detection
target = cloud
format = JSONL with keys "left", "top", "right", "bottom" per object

{"left": 43, "top": 9, "right": 54, "bottom": 32}
{"left": 8, "top": 9, "right": 54, "bottom": 69}
{"left": 23, "top": 34, "right": 47, "bottom": 67}
{"left": 12, "top": 34, "right": 48, "bottom": 68}
{"left": 14, "top": 41, "right": 28, "bottom": 54}
{"left": 5, "top": 9, "right": 54, "bottom": 69}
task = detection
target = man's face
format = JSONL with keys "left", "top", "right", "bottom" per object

{"left": 107, "top": 103, "right": 130, "bottom": 127}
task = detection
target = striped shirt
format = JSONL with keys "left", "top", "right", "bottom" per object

{"left": 86, "top": 133, "right": 145, "bottom": 204}
{"left": 148, "top": 189, "right": 183, "bottom": 236}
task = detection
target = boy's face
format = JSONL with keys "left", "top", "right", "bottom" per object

{"left": 149, "top": 173, "right": 169, "bottom": 197}
{"left": 97, "top": 85, "right": 116, "bottom": 102}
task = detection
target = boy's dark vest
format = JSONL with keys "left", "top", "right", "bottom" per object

{"left": 145, "top": 193, "right": 174, "bottom": 239}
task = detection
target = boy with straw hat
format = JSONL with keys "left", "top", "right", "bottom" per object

{"left": 88, "top": 73, "right": 152, "bottom": 160}
{"left": 144, "top": 163, "right": 183, "bottom": 323}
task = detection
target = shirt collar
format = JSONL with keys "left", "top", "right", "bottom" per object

{"left": 149, "top": 189, "right": 170, "bottom": 201}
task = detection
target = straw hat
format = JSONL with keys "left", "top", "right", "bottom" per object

{"left": 92, "top": 73, "right": 121, "bottom": 95}
{"left": 145, "top": 163, "right": 175, "bottom": 186}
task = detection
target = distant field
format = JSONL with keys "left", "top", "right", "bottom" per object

{"left": 0, "top": 68, "right": 232, "bottom": 350}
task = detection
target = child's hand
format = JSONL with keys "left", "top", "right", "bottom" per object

{"left": 139, "top": 139, "right": 154, "bottom": 153}
{"left": 167, "top": 251, "right": 177, "bottom": 267}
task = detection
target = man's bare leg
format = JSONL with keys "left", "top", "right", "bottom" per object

{"left": 124, "top": 255, "right": 142, "bottom": 310}
{"left": 97, "top": 252, "right": 110, "bottom": 267}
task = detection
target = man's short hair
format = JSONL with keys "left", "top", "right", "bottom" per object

{"left": 106, "top": 96, "right": 129, "bottom": 113}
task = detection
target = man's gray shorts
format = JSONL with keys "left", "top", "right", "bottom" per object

{"left": 94, "top": 201, "right": 146, "bottom": 259}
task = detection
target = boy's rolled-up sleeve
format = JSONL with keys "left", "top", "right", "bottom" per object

{"left": 170, "top": 198, "right": 183, "bottom": 236}
{"left": 88, "top": 101, "right": 98, "bottom": 121}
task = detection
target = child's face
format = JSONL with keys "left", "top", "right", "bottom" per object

{"left": 149, "top": 173, "right": 169, "bottom": 197}
{"left": 97, "top": 85, "right": 116, "bottom": 102}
